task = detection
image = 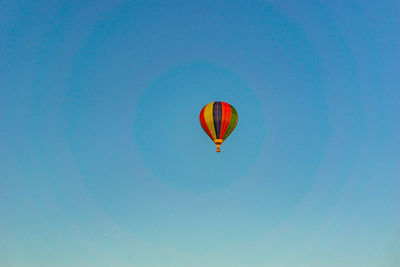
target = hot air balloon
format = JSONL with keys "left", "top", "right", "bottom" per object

{"left": 199, "top": 101, "right": 238, "bottom": 152}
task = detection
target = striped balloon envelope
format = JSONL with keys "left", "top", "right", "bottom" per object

{"left": 199, "top": 101, "right": 238, "bottom": 152}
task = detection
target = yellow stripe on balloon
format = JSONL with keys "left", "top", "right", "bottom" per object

{"left": 204, "top": 102, "right": 216, "bottom": 139}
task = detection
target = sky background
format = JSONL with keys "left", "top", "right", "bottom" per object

{"left": 1, "top": 0, "right": 399, "bottom": 266}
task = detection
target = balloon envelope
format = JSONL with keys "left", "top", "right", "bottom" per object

{"left": 199, "top": 101, "right": 238, "bottom": 152}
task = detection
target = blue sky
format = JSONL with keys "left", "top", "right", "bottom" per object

{"left": 1, "top": 0, "right": 399, "bottom": 266}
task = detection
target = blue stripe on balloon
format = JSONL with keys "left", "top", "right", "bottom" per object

{"left": 213, "top": 101, "right": 222, "bottom": 138}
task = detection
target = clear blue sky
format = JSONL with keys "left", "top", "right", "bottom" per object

{"left": 1, "top": 0, "right": 399, "bottom": 266}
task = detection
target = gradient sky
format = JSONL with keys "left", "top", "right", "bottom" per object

{"left": 1, "top": 0, "right": 399, "bottom": 266}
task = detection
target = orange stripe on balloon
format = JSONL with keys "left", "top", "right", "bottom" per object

{"left": 219, "top": 102, "right": 227, "bottom": 139}
{"left": 219, "top": 102, "right": 231, "bottom": 139}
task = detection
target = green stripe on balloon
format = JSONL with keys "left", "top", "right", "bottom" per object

{"left": 223, "top": 105, "right": 238, "bottom": 140}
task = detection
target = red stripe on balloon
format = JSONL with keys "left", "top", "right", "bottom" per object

{"left": 200, "top": 107, "right": 214, "bottom": 140}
